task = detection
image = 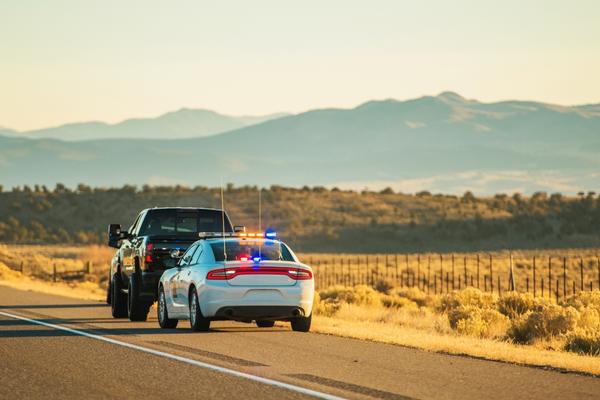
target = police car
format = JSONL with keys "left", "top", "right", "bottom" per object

{"left": 156, "top": 230, "right": 314, "bottom": 332}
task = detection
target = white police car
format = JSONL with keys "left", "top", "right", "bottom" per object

{"left": 156, "top": 231, "right": 314, "bottom": 332}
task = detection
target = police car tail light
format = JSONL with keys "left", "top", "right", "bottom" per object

{"left": 144, "top": 243, "right": 153, "bottom": 263}
{"left": 288, "top": 269, "right": 312, "bottom": 280}
{"left": 206, "top": 269, "right": 236, "bottom": 280}
{"left": 206, "top": 266, "right": 312, "bottom": 280}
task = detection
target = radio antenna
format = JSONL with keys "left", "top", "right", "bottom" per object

{"left": 220, "top": 178, "right": 227, "bottom": 261}
{"left": 258, "top": 187, "right": 262, "bottom": 259}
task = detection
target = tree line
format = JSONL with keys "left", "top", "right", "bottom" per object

{"left": 0, "top": 184, "right": 598, "bottom": 252}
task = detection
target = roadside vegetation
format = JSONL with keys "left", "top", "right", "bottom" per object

{"left": 1, "top": 184, "right": 600, "bottom": 252}
{"left": 2, "top": 244, "right": 600, "bottom": 375}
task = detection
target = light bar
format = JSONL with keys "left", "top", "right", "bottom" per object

{"left": 237, "top": 230, "right": 277, "bottom": 239}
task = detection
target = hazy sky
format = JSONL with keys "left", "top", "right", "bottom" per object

{"left": 1, "top": 0, "right": 599, "bottom": 131}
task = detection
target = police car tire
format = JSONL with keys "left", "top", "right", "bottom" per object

{"left": 189, "top": 287, "right": 210, "bottom": 332}
{"left": 291, "top": 314, "right": 312, "bottom": 332}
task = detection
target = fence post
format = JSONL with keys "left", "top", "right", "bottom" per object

{"left": 427, "top": 256, "right": 431, "bottom": 294}
{"left": 541, "top": 277, "right": 544, "bottom": 297}
{"left": 462, "top": 256, "right": 467, "bottom": 288}
{"left": 417, "top": 255, "right": 421, "bottom": 290}
{"left": 563, "top": 257, "right": 567, "bottom": 299}
{"left": 580, "top": 257, "right": 584, "bottom": 292}
{"left": 572, "top": 280, "right": 576, "bottom": 296}
{"left": 451, "top": 254, "right": 455, "bottom": 290}
{"left": 53, "top": 263, "right": 57, "bottom": 282}
{"left": 19, "top": 261, "right": 24, "bottom": 273}
{"left": 489, "top": 254, "right": 494, "bottom": 293}
{"left": 532, "top": 256, "right": 537, "bottom": 297}
{"left": 476, "top": 254, "right": 480, "bottom": 289}
{"left": 508, "top": 252, "right": 516, "bottom": 291}
{"left": 439, "top": 254, "right": 443, "bottom": 293}
{"left": 556, "top": 279, "right": 560, "bottom": 302}
{"left": 548, "top": 256, "right": 552, "bottom": 299}
{"left": 497, "top": 275, "right": 501, "bottom": 296}
{"left": 405, "top": 254, "right": 409, "bottom": 287}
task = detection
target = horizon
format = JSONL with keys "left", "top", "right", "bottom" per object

{"left": 3, "top": 90, "right": 599, "bottom": 132}
{"left": 2, "top": 1, "right": 600, "bottom": 131}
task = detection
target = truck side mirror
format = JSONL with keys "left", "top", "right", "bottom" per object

{"left": 108, "top": 224, "right": 127, "bottom": 248}
{"left": 234, "top": 225, "right": 246, "bottom": 233}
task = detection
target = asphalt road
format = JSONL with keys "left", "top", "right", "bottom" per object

{"left": 1, "top": 286, "right": 599, "bottom": 400}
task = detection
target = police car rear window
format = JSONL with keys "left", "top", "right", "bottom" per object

{"left": 209, "top": 240, "right": 295, "bottom": 262}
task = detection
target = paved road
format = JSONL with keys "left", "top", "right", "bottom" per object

{"left": 1, "top": 286, "right": 599, "bottom": 400}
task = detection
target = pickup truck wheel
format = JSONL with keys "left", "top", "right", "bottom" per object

{"left": 189, "top": 288, "right": 210, "bottom": 332}
{"left": 291, "top": 314, "right": 312, "bottom": 332}
{"left": 128, "top": 274, "right": 150, "bottom": 322}
{"left": 256, "top": 320, "right": 275, "bottom": 328}
{"left": 157, "top": 287, "right": 178, "bottom": 329}
{"left": 110, "top": 273, "right": 128, "bottom": 318}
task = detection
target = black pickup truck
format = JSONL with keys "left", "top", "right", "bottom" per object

{"left": 107, "top": 207, "right": 235, "bottom": 321}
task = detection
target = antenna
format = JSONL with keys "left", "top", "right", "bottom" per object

{"left": 258, "top": 187, "right": 262, "bottom": 259}
{"left": 220, "top": 178, "right": 227, "bottom": 261}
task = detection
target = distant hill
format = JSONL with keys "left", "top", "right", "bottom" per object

{"left": 1, "top": 92, "right": 599, "bottom": 194}
{"left": 5, "top": 109, "right": 289, "bottom": 140}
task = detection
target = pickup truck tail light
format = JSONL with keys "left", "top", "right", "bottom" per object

{"left": 206, "top": 267, "right": 312, "bottom": 281}
{"left": 145, "top": 243, "right": 153, "bottom": 263}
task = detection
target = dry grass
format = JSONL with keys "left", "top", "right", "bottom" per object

{"left": 0, "top": 244, "right": 112, "bottom": 289}
{"left": 312, "top": 316, "right": 600, "bottom": 376}
{"left": 0, "top": 261, "right": 105, "bottom": 301}
{"left": 311, "top": 283, "right": 600, "bottom": 375}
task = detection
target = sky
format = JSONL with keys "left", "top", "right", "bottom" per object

{"left": 1, "top": 0, "right": 600, "bottom": 131}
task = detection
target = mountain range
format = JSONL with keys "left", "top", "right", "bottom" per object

{"left": 2, "top": 109, "right": 288, "bottom": 140}
{"left": 1, "top": 92, "right": 599, "bottom": 194}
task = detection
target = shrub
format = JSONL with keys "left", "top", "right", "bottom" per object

{"left": 389, "top": 287, "right": 430, "bottom": 307}
{"left": 437, "top": 288, "right": 496, "bottom": 313}
{"left": 312, "top": 291, "right": 341, "bottom": 317}
{"left": 563, "top": 290, "right": 600, "bottom": 313}
{"left": 497, "top": 292, "right": 537, "bottom": 319}
{"left": 449, "top": 306, "right": 509, "bottom": 338}
{"left": 380, "top": 295, "right": 418, "bottom": 309}
{"left": 577, "top": 307, "right": 600, "bottom": 331}
{"left": 564, "top": 329, "right": 600, "bottom": 355}
{"left": 373, "top": 278, "right": 396, "bottom": 294}
{"left": 508, "top": 303, "right": 579, "bottom": 343}
{"left": 318, "top": 285, "right": 382, "bottom": 307}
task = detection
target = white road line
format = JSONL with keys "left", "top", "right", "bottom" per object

{"left": 0, "top": 310, "right": 345, "bottom": 400}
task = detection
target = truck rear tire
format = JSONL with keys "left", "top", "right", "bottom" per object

{"left": 128, "top": 273, "right": 150, "bottom": 322}
{"left": 111, "top": 273, "right": 128, "bottom": 318}
{"left": 106, "top": 269, "right": 112, "bottom": 305}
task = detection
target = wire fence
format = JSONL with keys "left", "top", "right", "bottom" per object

{"left": 303, "top": 253, "right": 600, "bottom": 301}
{"left": 7, "top": 260, "right": 107, "bottom": 283}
